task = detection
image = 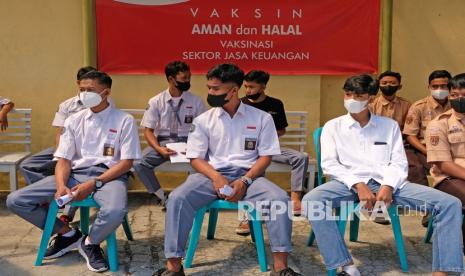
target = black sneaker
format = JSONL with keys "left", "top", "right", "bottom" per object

{"left": 153, "top": 266, "right": 185, "bottom": 276}
{"left": 270, "top": 267, "right": 301, "bottom": 276}
{"left": 44, "top": 229, "right": 82, "bottom": 259}
{"left": 337, "top": 272, "right": 351, "bottom": 276}
{"left": 78, "top": 235, "right": 109, "bottom": 272}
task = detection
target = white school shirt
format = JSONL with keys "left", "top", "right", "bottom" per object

{"left": 321, "top": 113, "right": 408, "bottom": 191}
{"left": 52, "top": 95, "right": 115, "bottom": 127}
{"left": 140, "top": 89, "right": 207, "bottom": 138}
{"left": 54, "top": 105, "right": 141, "bottom": 169}
{"left": 186, "top": 102, "right": 281, "bottom": 170}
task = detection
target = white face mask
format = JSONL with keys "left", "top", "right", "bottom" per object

{"left": 344, "top": 98, "right": 368, "bottom": 114}
{"left": 431, "top": 89, "right": 449, "bottom": 100}
{"left": 79, "top": 91, "right": 104, "bottom": 108}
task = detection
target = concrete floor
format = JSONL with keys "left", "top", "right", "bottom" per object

{"left": 0, "top": 193, "right": 459, "bottom": 276}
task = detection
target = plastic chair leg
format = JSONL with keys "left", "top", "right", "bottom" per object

{"left": 327, "top": 268, "right": 337, "bottom": 276}
{"left": 80, "top": 207, "right": 90, "bottom": 235}
{"left": 184, "top": 207, "right": 207, "bottom": 268}
{"left": 250, "top": 210, "right": 267, "bottom": 272}
{"left": 423, "top": 215, "right": 434, "bottom": 243}
{"left": 106, "top": 231, "right": 119, "bottom": 272}
{"left": 388, "top": 207, "right": 408, "bottom": 272}
{"left": 35, "top": 200, "right": 60, "bottom": 266}
{"left": 248, "top": 220, "right": 255, "bottom": 243}
{"left": 349, "top": 215, "right": 360, "bottom": 242}
{"left": 206, "top": 208, "right": 219, "bottom": 240}
{"left": 122, "top": 214, "right": 133, "bottom": 241}
{"left": 307, "top": 230, "right": 316, "bottom": 246}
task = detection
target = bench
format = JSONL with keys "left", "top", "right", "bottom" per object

{"left": 0, "top": 108, "right": 32, "bottom": 191}
{"left": 123, "top": 109, "right": 316, "bottom": 190}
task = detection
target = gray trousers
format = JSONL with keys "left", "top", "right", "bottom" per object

{"left": 6, "top": 166, "right": 128, "bottom": 244}
{"left": 164, "top": 166, "right": 293, "bottom": 258}
{"left": 272, "top": 147, "right": 309, "bottom": 192}
{"left": 133, "top": 137, "right": 188, "bottom": 194}
{"left": 19, "top": 147, "right": 56, "bottom": 185}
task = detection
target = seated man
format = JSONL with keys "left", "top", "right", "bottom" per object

{"left": 7, "top": 71, "right": 141, "bottom": 273}
{"left": 155, "top": 63, "right": 300, "bottom": 276}
{"left": 133, "top": 61, "right": 206, "bottom": 207}
{"left": 303, "top": 75, "right": 463, "bottom": 276}
{"left": 0, "top": 96, "right": 14, "bottom": 131}
{"left": 426, "top": 73, "right": 465, "bottom": 252}
{"left": 19, "top": 66, "right": 97, "bottom": 186}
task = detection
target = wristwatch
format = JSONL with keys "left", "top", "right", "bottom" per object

{"left": 94, "top": 178, "right": 104, "bottom": 190}
{"left": 240, "top": 176, "right": 253, "bottom": 187}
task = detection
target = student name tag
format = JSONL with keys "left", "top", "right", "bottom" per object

{"left": 244, "top": 137, "right": 257, "bottom": 150}
{"left": 184, "top": 115, "right": 193, "bottom": 124}
{"left": 103, "top": 143, "right": 115, "bottom": 156}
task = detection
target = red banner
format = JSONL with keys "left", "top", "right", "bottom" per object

{"left": 96, "top": 0, "right": 380, "bottom": 75}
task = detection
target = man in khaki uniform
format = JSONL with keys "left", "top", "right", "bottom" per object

{"left": 425, "top": 72, "right": 465, "bottom": 248}
{"left": 403, "top": 70, "right": 451, "bottom": 186}
{"left": 369, "top": 70, "right": 411, "bottom": 130}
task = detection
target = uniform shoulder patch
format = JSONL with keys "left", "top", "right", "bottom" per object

{"left": 189, "top": 124, "right": 196, "bottom": 132}
{"left": 405, "top": 116, "right": 414, "bottom": 125}
{"left": 60, "top": 127, "right": 66, "bottom": 135}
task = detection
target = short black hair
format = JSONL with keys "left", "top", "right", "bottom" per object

{"left": 343, "top": 74, "right": 379, "bottom": 95}
{"left": 77, "top": 66, "right": 97, "bottom": 80}
{"left": 448, "top": 73, "right": 465, "bottom": 90}
{"left": 165, "top": 61, "right": 190, "bottom": 80}
{"left": 78, "top": 71, "right": 112, "bottom": 88}
{"left": 206, "top": 63, "right": 244, "bottom": 87}
{"left": 378, "top": 70, "right": 401, "bottom": 83}
{"left": 244, "top": 70, "right": 270, "bottom": 85}
{"left": 428, "top": 70, "right": 452, "bottom": 84}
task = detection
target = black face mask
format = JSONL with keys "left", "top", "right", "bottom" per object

{"left": 450, "top": 97, "right": 465, "bottom": 113}
{"left": 379, "top": 85, "right": 399, "bottom": 96}
{"left": 207, "top": 92, "right": 229, "bottom": 107}
{"left": 246, "top": 93, "right": 261, "bottom": 101}
{"left": 175, "top": 80, "right": 191, "bottom": 92}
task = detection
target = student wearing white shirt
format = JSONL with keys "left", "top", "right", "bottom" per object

{"left": 155, "top": 64, "right": 300, "bottom": 276}
{"left": 302, "top": 75, "right": 463, "bottom": 276}
{"left": 7, "top": 71, "right": 141, "bottom": 273}
{"left": 0, "top": 96, "right": 14, "bottom": 131}
{"left": 19, "top": 66, "right": 97, "bottom": 186}
{"left": 133, "top": 61, "right": 206, "bottom": 206}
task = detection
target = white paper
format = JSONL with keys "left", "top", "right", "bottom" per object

{"left": 219, "top": 185, "right": 234, "bottom": 197}
{"left": 56, "top": 191, "right": 77, "bottom": 207}
{"left": 166, "top": 142, "right": 189, "bottom": 163}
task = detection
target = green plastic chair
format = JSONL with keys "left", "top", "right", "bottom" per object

{"left": 306, "top": 127, "right": 408, "bottom": 275}
{"left": 35, "top": 196, "right": 133, "bottom": 272}
{"left": 184, "top": 199, "right": 267, "bottom": 272}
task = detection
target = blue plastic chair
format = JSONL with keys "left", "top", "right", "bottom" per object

{"left": 306, "top": 127, "right": 408, "bottom": 275}
{"left": 184, "top": 199, "right": 267, "bottom": 272}
{"left": 35, "top": 196, "right": 133, "bottom": 272}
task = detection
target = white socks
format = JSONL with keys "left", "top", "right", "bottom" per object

{"left": 343, "top": 264, "right": 361, "bottom": 276}
{"left": 154, "top": 189, "right": 166, "bottom": 202}
{"left": 62, "top": 228, "right": 76, "bottom": 237}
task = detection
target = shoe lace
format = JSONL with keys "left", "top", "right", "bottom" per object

{"left": 279, "top": 267, "right": 301, "bottom": 276}
{"left": 89, "top": 244, "right": 105, "bottom": 262}
{"left": 48, "top": 235, "right": 62, "bottom": 248}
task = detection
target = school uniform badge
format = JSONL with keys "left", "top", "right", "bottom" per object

{"left": 430, "top": 136, "right": 439, "bottom": 146}
{"left": 406, "top": 116, "right": 413, "bottom": 125}
{"left": 189, "top": 124, "right": 196, "bottom": 132}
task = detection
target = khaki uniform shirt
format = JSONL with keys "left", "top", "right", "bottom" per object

{"left": 425, "top": 109, "right": 465, "bottom": 186}
{"left": 403, "top": 96, "right": 450, "bottom": 144}
{"left": 368, "top": 95, "right": 411, "bottom": 130}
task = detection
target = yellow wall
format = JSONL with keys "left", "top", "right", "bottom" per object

{"left": 2, "top": 0, "right": 465, "bottom": 190}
